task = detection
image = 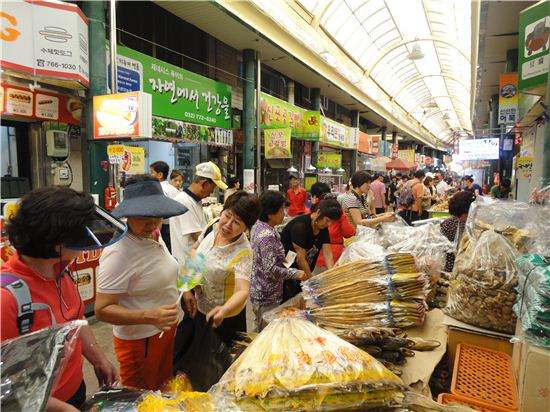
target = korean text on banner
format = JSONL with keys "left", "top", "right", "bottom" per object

{"left": 518, "top": 2, "right": 549, "bottom": 93}
{"left": 398, "top": 149, "right": 415, "bottom": 165}
{"left": 264, "top": 128, "right": 292, "bottom": 159}
{"left": 116, "top": 46, "right": 232, "bottom": 129}
{"left": 107, "top": 145, "right": 145, "bottom": 174}
{"left": 260, "top": 92, "right": 320, "bottom": 140}
{"left": 317, "top": 152, "right": 342, "bottom": 169}
{"left": 93, "top": 91, "right": 152, "bottom": 139}
{"left": 516, "top": 156, "right": 534, "bottom": 180}
{"left": 320, "top": 117, "right": 350, "bottom": 148}
{"left": 0, "top": 0, "right": 89, "bottom": 87}
{"left": 498, "top": 73, "right": 519, "bottom": 125}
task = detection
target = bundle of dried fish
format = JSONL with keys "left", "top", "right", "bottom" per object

{"left": 307, "top": 300, "right": 426, "bottom": 334}
{"left": 209, "top": 317, "right": 404, "bottom": 411}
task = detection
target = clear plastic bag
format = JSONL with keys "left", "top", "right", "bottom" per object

{"left": 1, "top": 320, "right": 87, "bottom": 412}
{"left": 209, "top": 317, "right": 404, "bottom": 411}
{"left": 336, "top": 241, "right": 386, "bottom": 266}
{"left": 376, "top": 218, "right": 415, "bottom": 249}
{"left": 445, "top": 229, "right": 519, "bottom": 334}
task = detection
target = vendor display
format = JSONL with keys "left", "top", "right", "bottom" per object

{"left": 210, "top": 316, "right": 405, "bottom": 411}
{"left": 514, "top": 254, "right": 550, "bottom": 347}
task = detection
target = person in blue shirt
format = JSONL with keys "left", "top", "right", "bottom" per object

{"left": 462, "top": 176, "right": 483, "bottom": 196}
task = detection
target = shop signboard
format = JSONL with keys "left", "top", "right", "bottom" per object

{"left": 320, "top": 116, "right": 350, "bottom": 148}
{"left": 0, "top": 0, "right": 89, "bottom": 87}
{"left": 398, "top": 149, "right": 415, "bottom": 165}
{"left": 391, "top": 142, "right": 399, "bottom": 159}
{"left": 317, "top": 152, "right": 342, "bottom": 169}
{"left": 93, "top": 91, "right": 152, "bottom": 139}
{"left": 1, "top": 82, "right": 83, "bottom": 124}
{"left": 459, "top": 138, "right": 500, "bottom": 160}
{"left": 498, "top": 73, "right": 519, "bottom": 124}
{"left": 259, "top": 92, "right": 320, "bottom": 140}
{"left": 516, "top": 156, "right": 534, "bottom": 179}
{"left": 357, "top": 131, "right": 379, "bottom": 155}
{"left": 106, "top": 144, "right": 145, "bottom": 174}
{"left": 518, "top": 2, "right": 549, "bottom": 93}
{"left": 151, "top": 116, "right": 233, "bottom": 147}
{"left": 264, "top": 128, "right": 292, "bottom": 159}
{"left": 243, "top": 169, "right": 255, "bottom": 193}
{"left": 116, "top": 46, "right": 232, "bottom": 129}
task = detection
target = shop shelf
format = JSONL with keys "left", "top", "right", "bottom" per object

{"left": 451, "top": 344, "right": 519, "bottom": 411}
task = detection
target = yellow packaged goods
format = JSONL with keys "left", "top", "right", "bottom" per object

{"left": 209, "top": 317, "right": 404, "bottom": 411}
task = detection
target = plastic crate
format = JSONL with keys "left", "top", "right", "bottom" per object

{"left": 451, "top": 344, "right": 519, "bottom": 411}
{"left": 438, "top": 393, "right": 511, "bottom": 412}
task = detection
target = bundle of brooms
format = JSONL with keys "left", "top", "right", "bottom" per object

{"left": 302, "top": 253, "right": 428, "bottom": 333}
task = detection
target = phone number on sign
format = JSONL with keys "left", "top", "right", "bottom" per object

{"left": 39, "top": 61, "right": 77, "bottom": 70}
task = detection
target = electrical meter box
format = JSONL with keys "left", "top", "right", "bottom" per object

{"left": 46, "top": 130, "right": 69, "bottom": 158}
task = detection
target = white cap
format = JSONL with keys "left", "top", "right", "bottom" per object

{"left": 195, "top": 162, "right": 227, "bottom": 190}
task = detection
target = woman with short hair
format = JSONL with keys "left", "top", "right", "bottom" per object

{"left": 224, "top": 176, "right": 240, "bottom": 203}
{"left": 170, "top": 169, "right": 184, "bottom": 190}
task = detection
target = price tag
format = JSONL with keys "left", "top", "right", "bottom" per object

{"left": 107, "top": 144, "right": 125, "bottom": 164}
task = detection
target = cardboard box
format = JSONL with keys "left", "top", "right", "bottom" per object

{"left": 516, "top": 340, "right": 550, "bottom": 412}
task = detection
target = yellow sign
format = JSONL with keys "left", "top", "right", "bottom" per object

{"left": 121, "top": 146, "right": 145, "bottom": 174}
{"left": 516, "top": 156, "right": 533, "bottom": 179}
{"left": 398, "top": 149, "right": 415, "bottom": 164}
{"left": 107, "top": 144, "right": 125, "bottom": 164}
{"left": 317, "top": 152, "right": 342, "bottom": 169}
{"left": 264, "top": 128, "right": 292, "bottom": 159}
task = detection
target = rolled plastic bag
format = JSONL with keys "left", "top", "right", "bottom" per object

{"left": 1, "top": 320, "right": 87, "bottom": 412}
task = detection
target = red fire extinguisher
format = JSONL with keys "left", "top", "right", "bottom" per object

{"left": 104, "top": 185, "right": 117, "bottom": 211}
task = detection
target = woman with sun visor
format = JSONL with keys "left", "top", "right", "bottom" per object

{"left": 1, "top": 186, "right": 127, "bottom": 411}
{"left": 95, "top": 175, "right": 188, "bottom": 391}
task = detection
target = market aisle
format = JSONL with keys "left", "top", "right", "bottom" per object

{"left": 84, "top": 317, "right": 119, "bottom": 396}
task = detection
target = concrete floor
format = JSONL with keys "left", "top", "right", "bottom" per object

{"left": 83, "top": 316, "right": 119, "bottom": 396}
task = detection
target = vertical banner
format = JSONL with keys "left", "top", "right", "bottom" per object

{"left": 391, "top": 143, "right": 399, "bottom": 159}
{"left": 243, "top": 169, "right": 255, "bottom": 193}
{"left": 264, "top": 128, "right": 292, "bottom": 159}
{"left": 498, "top": 73, "right": 519, "bottom": 124}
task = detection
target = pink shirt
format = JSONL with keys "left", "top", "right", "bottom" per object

{"left": 370, "top": 180, "right": 386, "bottom": 209}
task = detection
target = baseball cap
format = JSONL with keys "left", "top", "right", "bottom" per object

{"left": 196, "top": 162, "right": 228, "bottom": 190}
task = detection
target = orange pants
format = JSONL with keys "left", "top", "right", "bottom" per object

{"left": 113, "top": 326, "right": 176, "bottom": 390}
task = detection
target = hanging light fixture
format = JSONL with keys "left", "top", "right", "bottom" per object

{"left": 306, "top": 164, "right": 317, "bottom": 172}
{"left": 287, "top": 166, "right": 298, "bottom": 173}
{"left": 323, "top": 167, "right": 332, "bottom": 174}
{"left": 407, "top": 43, "right": 425, "bottom": 60}
{"left": 336, "top": 167, "right": 345, "bottom": 174}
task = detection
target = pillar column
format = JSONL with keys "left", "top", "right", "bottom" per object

{"left": 350, "top": 110, "right": 359, "bottom": 175}
{"left": 311, "top": 88, "right": 321, "bottom": 169}
{"left": 242, "top": 49, "right": 256, "bottom": 170}
{"left": 83, "top": 1, "right": 108, "bottom": 201}
{"left": 287, "top": 80, "right": 295, "bottom": 104}
{"left": 380, "top": 127, "right": 387, "bottom": 156}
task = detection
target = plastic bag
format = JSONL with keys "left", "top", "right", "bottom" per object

{"left": 82, "top": 386, "right": 147, "bottom": 411}
{"left": 1, "top": 320, "right": 86, "bottom": 412}
{"left": 209, "top": 317, "right": 404, "bottom": 411}
{"left": 376, "top": 218, "right": 415, "bottom": 249}
{"left": 336, "top": 241, "right": 386, "bottom": 266}
{"left": 174, "top": 316, "right": 232, "bottom": 392}
{"left": 445, "top": 229, "right": 519, "bottom": 334}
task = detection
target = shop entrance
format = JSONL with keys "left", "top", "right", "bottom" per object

{"left": 1, "top": 120, "right": 32, "bottom": 198}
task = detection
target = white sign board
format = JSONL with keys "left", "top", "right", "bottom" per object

{"left": 458, "top": 138, "right": 500, "bottom": 161}
{"left": 1, "top": 0, "right": 89, "bottom": 87}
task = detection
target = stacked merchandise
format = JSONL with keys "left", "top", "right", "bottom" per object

{"left": 514, "top": 254, "right": 550, "bottom": 347}
{"left": 210, "top": 316, "right": 405, "bottom": 411}
{"left": 303, "top": 254, "right": 428, "bottom": 334}
{"left": 445, "top": 198, "right": 539, "bottom": 334}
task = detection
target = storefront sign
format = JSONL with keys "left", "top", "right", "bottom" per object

{"left": 391, "top": 143, "right": 399, "bottom": 159}
{"left": 1, "top": 82, "right": 83, "bottom": 124}
{"left": 264, "top": 128, "right": 292, "bottom": 159}
{"left": 0, "top": 0, "right": 89, "bottom": 87}
{"left": 398, "top": 149, "right": 415, "bottom": 165}
{"left": 516, "top": 156, "right": 534, "bottom": 179}
{"left": 93, "top": 91, "right": 152, "bottom": 139}
{"left": 151, "top": 116, "right": 233, "bottom": 146}
{"left": 121, "top": 146, "right": 145, "bottom": 174}
{"left": 260, "top": 92, "right": 320, "bottom": 140}
{"left": 317, "top": 152, "right": 342, "bottom": 169}
{"left": 518, "top": 2, "right": 549, "bottom": 93}
{"left": 243, "top": 169, "right": 255, "bottom": 193}
{"left": 498, "top": 73, "right": 519, "bottom": 124}
{"left": 116, "top": 46, "right": 232, "bottom": 129}
{"left": 320, "top": 117, "right": 350, "bottom": 148}
{"left": 459, "top": 138, "right": 500, "bottom": 160}
{"left": 107, "top": 144, "right": 125, "bottom": 164}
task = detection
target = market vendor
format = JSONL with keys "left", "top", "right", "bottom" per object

{"left": 249, "top": 191, "right": 306, "bottom": 332}
{"left": 280, "top": 198, "right": 341, "bottom": 300}
{"left": 182, "top": 191, "right": 259, "bottom": 343}
{"left": 310, "top": 182, "right": 356, "bottom": 273}
{"left": 440, "top": 191, "right": 476, "bottom": 272}
{"left": 1, "top": 187, "right": 124, "bottom": 411}
{"left": 339, "top": 171, "right": 396, "bottom": 227}
{"left": 286, "top": 172, "right": 308, "bottom": 216}
{"left": 490, "top": 178, "right": 512, "bottom": 199}
{"left": 95, "top": 176, "right": 188, "bottom": 391}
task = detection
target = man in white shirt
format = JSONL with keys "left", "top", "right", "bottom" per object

{"left": 435, "top": 171, "right": 450, "bottom": 197}
{"left": 170, "top": 162, "right": 227, "bottom": 263}
{"left": 150, "top": 161, "right": 180, "bottom": 252}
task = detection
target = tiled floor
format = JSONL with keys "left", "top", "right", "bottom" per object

{"left": 83, "top": 316, "right": 119, "bottom": 396}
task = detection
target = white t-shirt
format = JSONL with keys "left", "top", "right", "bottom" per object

{"left": 160, "top": 180, "right": 180, "bottom": 224}
{"left": 170, "top": 190, "right": 207, "bottom": 263}
{"left": 436, "top": 180, "right": 450, "bottom": 196}
{"left": 195, "top": 225, "right": 252, "bottom": 317}
{"left": 97, "top": 234, "right": 179, "bottom": 340}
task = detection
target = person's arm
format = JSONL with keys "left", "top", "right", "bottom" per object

{"left": 207, "top": 278, "right": 249, "bottom": 327}
{"left": 348, "top": 208, "right": 364, "bottom": 226}
{"left": 258, "top": 235, "right": 302, "bottom": 281}
{"left": 80, "top": 325, "right": 119, "bottom": 386}
{"left": 293, "top": 243, "right": 313, "bottom": 277}
{"left": 322, "top": 244, "right": 334, "bottom": 269}
{"left": 413, "top": 184, "right": 423, "bottom": 212}
{"left": 94, "top": 293, "right": 178, "bottom": 331}
{"left": 340, "top": 215, "right": 356, "bottom": 239}
{"left": 46, "top": 397, "right": 79, "bottom": 412}
{"left": 359, "top": 213, "right": 396, "bottom": 227}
